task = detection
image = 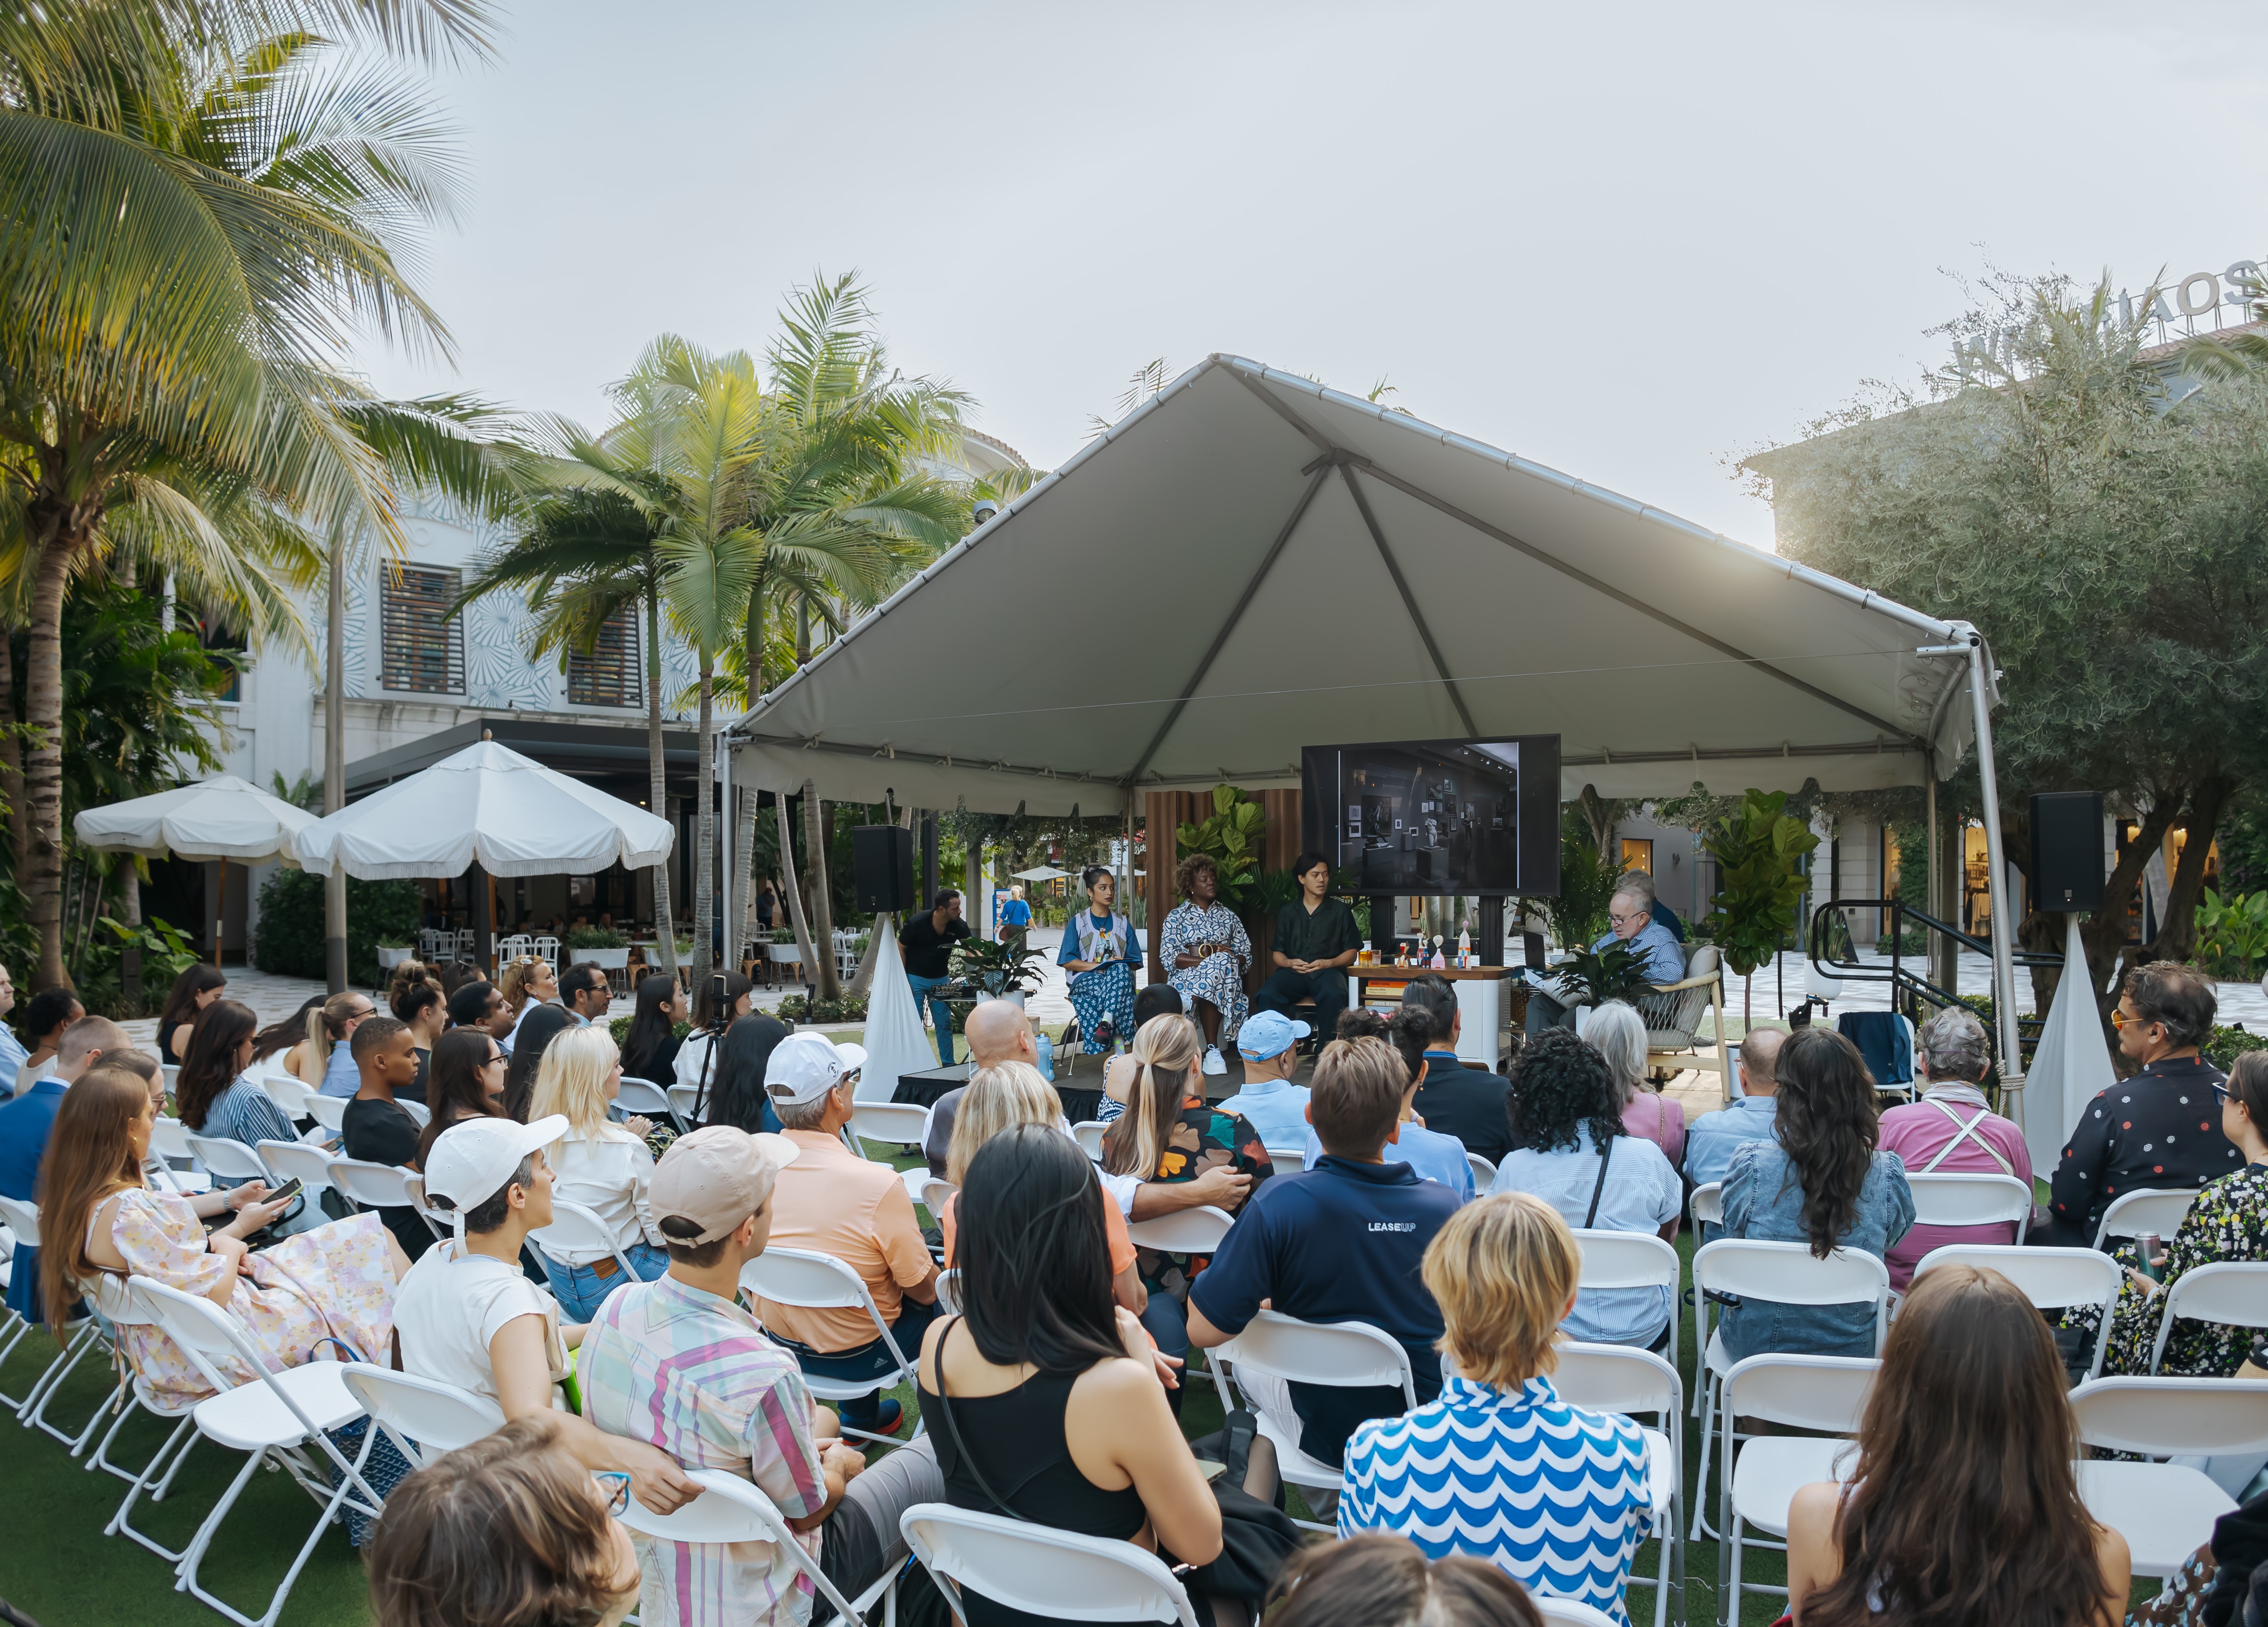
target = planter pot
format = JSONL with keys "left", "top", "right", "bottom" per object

{"left": 376, "top": 946, "right": 412, "bottom": 970}
{"left": 768, "top": 944, "right": 803, "bottom": 964}
{"left": 575, "top": 947, "right": 630, "bottom": 970}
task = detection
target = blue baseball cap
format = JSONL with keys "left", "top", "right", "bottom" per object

{"left": 1237, "top": 1010, "right": 1310, "bottom": 1060}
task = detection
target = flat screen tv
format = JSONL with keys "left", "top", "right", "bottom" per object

{"left": 1300, "top": 736, "right": 1560, "bottom": 897}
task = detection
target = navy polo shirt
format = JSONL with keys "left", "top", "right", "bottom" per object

{"left": 0, "top": 1078, "right": 67, "bottom": 1319}
{"left": 1191, "top": 1153, "right": 1460, "bottom": 1468}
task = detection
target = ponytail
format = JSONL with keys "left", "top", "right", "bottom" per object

{"left": 1100, "top": 1013, "right": 1202, "bottom": 1178}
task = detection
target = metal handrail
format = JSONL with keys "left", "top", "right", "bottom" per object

{"left": 1807, "top": 898, "right": 2053, "bottom": 1064}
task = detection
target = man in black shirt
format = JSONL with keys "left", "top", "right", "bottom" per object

{"left": 2042, "top": 960, "right": 2240, "bottom": 1248}
{"left": 897, "top": 889, "right": 973, "bottom": 1065}
{"left": 1399, "top": 974, "right": 1514, "bottom": 1164}
{"left": 1252, "top": 852, "right": 1361, "bottom": 1037}
{"left": 340, "top": 1015, "right": 436, "bottom": 1260}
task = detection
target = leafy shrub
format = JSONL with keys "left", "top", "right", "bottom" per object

{"left": 777, "top": 994, "right": 868, "bottom": 1024}
{"left": 253, "top": 868, "right": 423, "bottom": 986}
{"left": 565, "top": 926, "right": 627, "bottom": 949}
{"left": 2205, "top": 1023, "right": 2268, "bottom": 1072}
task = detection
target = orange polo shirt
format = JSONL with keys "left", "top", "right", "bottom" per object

{"left": 754, "top": 1128, "right": 935, "bottom": 1352}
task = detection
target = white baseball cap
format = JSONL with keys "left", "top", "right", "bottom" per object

{"left": 424, "top": 1115, "right": 567, "bottom": 1236}
{"left": 765, "top": 1031, "right": 869, "bottom": 1107}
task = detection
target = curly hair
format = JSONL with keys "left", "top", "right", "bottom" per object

{"left": 1773, "top": 1026, "right": 1880, "bottom": 1258}
{"left": 1506, "top": 1028, "right": 1620, "bottom": 1155}
{"left": 1174, "top": 851, "right": 1217, "bottom": 899}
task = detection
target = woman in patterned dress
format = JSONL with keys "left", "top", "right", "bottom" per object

{"left": 40, "top": 1068, "right": 408, "bottom": 1411}
{"left": 2064, "top": 1049, "right": 2268, "bottom": 1378}
{"left": 1159, "top": 854, "right": 1251, "bottom": 1075}
{"left": 1060, "top": 866, "right": 1140, "bottom": 1057}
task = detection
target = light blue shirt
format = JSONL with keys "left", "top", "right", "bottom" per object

{"left": 0, "top": 1022, "right": 27, "bottom": 1092}
{"left": 318, "top": 1038, "right": 360, "bottom": 1099}
{"left": 1216, "top": 1076, "right": 1312, "bottom": 1150}
{"left": 1591, "top": 918, "right": 1686, "bottom": 986}
{"left": 1683, "top": 1094, "right": 1780, "bottom": 1191}
{"left": 1491, "top": 1130, "right": 1680, "bottom": 1346}
{"left": 1306, "top": 1122, "right": 1475, "bottom": 1200}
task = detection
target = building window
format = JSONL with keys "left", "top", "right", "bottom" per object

{"left": 567, "top": 607, "right": 641, "bottom": 708}
{"left": 1620, "top": 838, "right": 1654, "bottom": 875}
{"left": 380, "top": 565, "right": 463, "bottom": 694}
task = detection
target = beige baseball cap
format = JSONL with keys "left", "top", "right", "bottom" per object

{"left": 648, "top": 1125, "right": 800, "bottom": 1245}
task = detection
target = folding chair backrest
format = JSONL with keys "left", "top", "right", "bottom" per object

{"left": 2153, "top": 1264, "right": 2268, "bottom": 1374}
{"left": 302, "top": 1094, "right": 348, "bottom": 1134}
{"left": 402, "top": 1172, "right": 451, "bottom": 1240}
{"left": 1912, "top": 1244, "right": 2120, "bottom": 1315}
{"left": 848, "top": 1103, "right": 931, "bottom": 1158}
{"left": 185, "top": 1132, "right": 271, "bottom": 1186}
{"left": 1690, "top": 1182, "right": 1723, "bottom": 1229}
{"left": 2069, "top": 1377, "right": 2268, "bottom": 1457}
{"left": 1071, "top": 1121, "right": 1108, "bottom": 1161}
{"left": 529, "top": 1197, "right": 636, "bottom": 1275}
{"left": 340, "top": 1363, "right": 505, "bottom": 1461}
{"left": 936, "top": 1268, "right": 963, "bottom": 1314}
{"left": 1219, "top": 1309, "right": 1417, "bottom": 1411}
{"left": 396, "top": 1098, "right": 430, "bottom": 1128}
{"left": 1553, "top": 1339, "right": 1683, "bottom": 1421}
{"left": 1905, "top": 1172, "right": 2033, "bottom": 1229}
{"left": 326, "top": 1158, "right": 416, "bottom": 1210}
{"left": 1529, "top": 1597, "right": 1622, "bottom": 1627}
{"left": 1693, "top": 1239, "right": 1890, "bottom": 1308}
{"left": 900, "top": 1502, "right": 1200, "bottom": 1627}
{"left": 261, "top": 1071, "right": 315, "bottom": 1117}
{"left": 666, "top": 1082, "right": 703, "bottom": 1126}
{"left": 0, "top": 1195, "right": 43, "bottom": 1248}
{"left": 741, "top": 1246, "right": 886, "bottom": 1317}
{"left": 1721, "top": 1353, "right": 1879, "bottom": 1434}
{"left": 615, "top": 1077, "right": 674, "bottom": 1121}
{"left": 1266, "top": 1145, "right": 1308, "bottom": 1174}
{"left": 150, "top": 1116, "right": 195, "bottom": 1162}
{"left": 2095, "top": 1187, "right": 2200, "bottom": 1250}
{"left": 903, "top": 1171, "right": 955, "bottom": 1217}
{"left": 623, "top": 1469, "right": 877, "bottom": 1626}
{"left": 1465, "top": 1151, "right": 1496, "bottom": 1189}
{"left": 1571, "top": 1229, "right": 1680, "bottom": 1291}
{"left": 89, "top": 1271, "right": 154, "bottom": 1327}
{"left": 256, "top": 1140, "right": 338, "bottom": 1196}
{"left": 131, "top": 1275, "right": 286, "bottom": 1404}
{"left": 1122, "top": 1205, "right": 1235, "bottom": 1255}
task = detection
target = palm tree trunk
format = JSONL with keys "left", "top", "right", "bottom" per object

{"left": 694, "top": 662, "right": 715, "bottom": 982}
{"left": 324, "top": 532, "right": 347, "bottom": 993}
{"left": 803, "top": 777, "right": 842, "bottom": 1001}
{"left": 775, "top": 791, "right": 821, "bottom": 996}
{"left": 737, "top": 574, "right": 765, "bottom": 954}
{"left": 0, "top": 616, "right": 23, "bottom": 891}
{"left": 25, "top": 538, "right": 74, "bottom": 989}
{"left": 644, "top": 581, "right": 676, "bottom": 980}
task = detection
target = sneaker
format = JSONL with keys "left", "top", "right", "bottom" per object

{"left": 852, "top": 1398, "right": 906, "bottom": 1438}
{"left": 1202, "top": 1045, "right": 1227, "bottom": 1076}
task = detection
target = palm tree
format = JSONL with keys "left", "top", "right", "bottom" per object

{"left": 0, "top": 2, "right": 497, "bottom": 987}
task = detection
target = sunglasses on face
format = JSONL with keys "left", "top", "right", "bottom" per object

{"left": 2109, "top": 1009, "right": 2159, "bottom": 1032}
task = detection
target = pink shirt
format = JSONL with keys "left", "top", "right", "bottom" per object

{"left": 1621, "top": 1092, "right": 1686, "bottom": 1172}
{"left": 1877, "top": 1085, "right": 2034, "bottom": 1289}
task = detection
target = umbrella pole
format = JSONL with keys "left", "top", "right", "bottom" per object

{"left": 214, "top": 858, "right": 225, "bottom": 967}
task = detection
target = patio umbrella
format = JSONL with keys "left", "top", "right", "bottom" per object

{"left": 1011, "top": 866, "right": 1074, "bottom": 881}
{"left": 75, "top": 776, "right": 318, "bottom": 965}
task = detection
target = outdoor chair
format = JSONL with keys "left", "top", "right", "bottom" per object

{"left": 528, "top": 1197, "right": 642, "bottom": 1285}
{"left": 0, "top": 1194, "right": 110, "bottom": 1439}
{"left": 665, "top": 1081, "right": 704, "bottom": 1127}
{"left": 1904, "top": 1172, "right": 2032, "bottom": 1241}
{"left": 1911, "top": 1243, "right": 2122, "bottom": 1378}
{"left": 1633, "top": 942, "right": 1733, "bottom": 1092}
{"left": 131, "top": 1276, "right": 390, "bottom": 1627}
{"left": 1717, "top": 1354, "right": 1878, "bottom": 1626}
{"left": 902, "top": 1170, "right": 955, "bottom": 1221}
{"left": 624, "top": 1468, "right": 899, "bottom": 1627}
{"left": 324, "top": 1157, "right": 422, "bottom": 1216}
{"left": 533, "top": 934, "right": 560, "bottom": 963}
{"left": 935, "top": 1267, "right": 963, "bottom": 1314}
{"left": 257, "top": 1069, "right": 314, "bottom": 1119}
{"left": 1264, "top": 1144, "right": 1307, "bottom": 1174}
{"left": 1684, "top": 1182, "right": 1723, "bottom": 1416}
{"left": 1071, "top": 1120, "right": 1108, "bottom": 1161}
{"left": 395, "top": 1098, "right": 430, "bottom": 1128}
{"left": 2146, "top": 1261, "right": 2268, "bottom": 1375}
{"left": 84, "top": 1274, "right": 208, "bottom": 1565}
{"left": 298, "top": 1093, "right": 347, "bottom": 1140}
{"left": 1551, "top": 1340, "right": 1683, "bottom": 1627}
{"left": 150, "top": 1114, "right": 196, "bottom": 1166}
{"left": 845, "top": 1102, "right": 930, "bottom": 1162}
{"left": 2070, "top": 1376, "right": 2268, "bottom": 1577}
{"left": 2095, "top": 1187, "right": 2201, "bottom": 1251}
{"left": 185, "top": 1132, "right": 272, "bottom": 1190}
{"left": 1124, "top": 1204, "right": 1238, "bottom": 1393}
{"left": 739, "top": 1247, "right": 921, "bottom": 1451}
{"left": 1464, "top": 1150, "right": 1496, "bottom": 1188}
{"left": 1211, "top": 1308, "right": 1417, "bottom": 1530}
{"left": 901, "top": 1503, "right": 1201, "bottom": 1627}
{"left": 402, "top": 1172, "right": 452, "bottom": 1241}
{"left": 1532, "top": 1597, "right": 1623, "bottom": 1627}
{"left": 254, "top": 1140, "right": 340, "bottom": 1209}
{"left": 1570, "top": 1228, "right": 1681, "bottom": 1360}
{"left": 338, "top": 1362, "right": 505, "bottom": 1472}
{"left": 615, "top": 1075, "right": 679, "bottom": 1131}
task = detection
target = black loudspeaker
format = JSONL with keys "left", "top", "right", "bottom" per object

{"left": 2030, "top": 792, "right": 2105, "bottom": 913}
{"left": 852, "top": 825, "right": 915, "bottom": 914}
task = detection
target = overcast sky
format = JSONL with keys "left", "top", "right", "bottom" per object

{"left": 355, "top": 0, "right": 2266, "bottom": 546}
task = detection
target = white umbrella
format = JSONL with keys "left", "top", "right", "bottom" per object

{"left": 75, "top": 775, "right": 318, "bottom": 966}
{"left": 287, "top": 739, "right": 673, "bottom": 881}
{"left": 1011, "top": 865, "right": 1073, "bottom": 882}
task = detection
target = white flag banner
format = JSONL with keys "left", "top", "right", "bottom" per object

{"left": 2023, "top": 913, "right": 2119, "bottom": 1174}
{"left": 858, "top": 920, "right": 938, "bottom": 1102}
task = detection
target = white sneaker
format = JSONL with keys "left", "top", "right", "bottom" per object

{"left": 1202, "top": 1045, "right": 1227, "bottom": 1076}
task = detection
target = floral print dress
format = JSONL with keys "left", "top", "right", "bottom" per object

{"left": 1126, "top": 1097, "right": 1272, "bottom": 1303}
{"left": 1160, "top": 900, "right": 1251, "bottom": 1042}
{"left": 2063, "top": 1161, "right": 2268, "bottom": 1377}
{"left": 98, "top": 1188, "right": 400, "bottom": 1409}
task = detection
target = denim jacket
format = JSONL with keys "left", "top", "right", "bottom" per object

{"left": 1716, "top": 1140, "right": 1912, "bottom": 1361}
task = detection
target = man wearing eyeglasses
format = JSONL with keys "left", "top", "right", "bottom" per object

{"left": 1522, "top": 879, "right": 1686, "bottom": 1035}
{"left": 2039, "top": 960, "right": 2242, "bottom": 1249}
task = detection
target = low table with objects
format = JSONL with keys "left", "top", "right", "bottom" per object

{"left": 1347, "top": 964, "right": 1513, "bottom": 1067}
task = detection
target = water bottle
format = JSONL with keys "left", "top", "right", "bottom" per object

{"left": 1035, "top": 1032, "right": 1056, "bottom": 1082}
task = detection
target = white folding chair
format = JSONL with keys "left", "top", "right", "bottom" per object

{"left": 395, "top": 1098, "right": 430, "bottom": 1128}
{"left": 1264, "top": 1144, "right": 1307, "bottom": 1174}
{"left": 1719, "top": 1354, "right": 1878, "bottom": 1624}
{"left": 338, "top": 1362, "right": 506, "bottom": 1471}
{"left": 1465, "top": 1150, "right": 1497, "bottom": 1189}
{"left": 666, "top": 1080, "right": 704, "bottom": 1128}
{"left": 1071, "top": 1120, "right": 1108, "bottom": 1161}
{"left": 1690, "top": 1240, "right": 1888, "bottom": 1543}
{"left": 299, "top": 1093, "right": 348, "bottom": 1140}
{"left": 2071, "top": 1377, "right": 2268, "bottom": 1578}
{"left": 1212, "top": 1308, "right": 1417, "bottom": 1530}
{"left": 533, "top": 935, "right": 561, "bottom": 964}
{"left": 903, "top": 1169, "right": 955, "bottom": 1220}
{"left": 2095, "top": 1187, "right": 2200, "bottom": 1251}
{"left": 254, "top": 1140, "right": 340, "bottom": 1208}
{"left": 1685, "top": 1182, "right": 1724, "bottom": 1417}
{"left": 846, "top": 1102, "right": 931, "bottom": 1161}
{"left": 0, "top": 1194, "right": 110, "bottom": 1436}
{"left": 402, "top": 1171, "right": 452, "bottom": 1241}
{"left": 1911, "top": 1244, "right": 2123, "bottom": 1378}
{"left": 1122, "top": 1204, "right": 1236, "bottom": 1256}
{"left": 901, "top": 1502, "right": 1201, "bottom": 1627}
{"left": 84, "top": 1275, "right": 207, "bottom": 1563}
{"left": 1553, "top": 1341, "right": 1684, "bottom": 1627}
{"left": 150, "top": 1114, "right": 196, "bottom": 1164}
{"left": 528, "top": 1197, "right": 642, "bottom": 1286}
{"left": 740, "top": 1247, "right": 922, "bottom": 1449}
{"left": 2148, "top": 1261, "right": 2268, "bottom": 1375}
{"left": 324, "top": 1157, "right": 421, "bottom": 1215}
{"left": 184, "top": 1133, "right": 271, "bottom": 1189}
{"left": 1531, "top": 1599, "right": 1622, "bottom": 1627}
{"left": 1570, "top": 1228, "right": 1681, "bottom": 1359}
{"left": 1905, "top": 1172, "right": 2032, "bottom": 1241}
{"left": 935, "top": 1267, "right": 963, "bottom": 1314}
{"left": 131, "top": 1276, "right": 388, "bottom": 1627}
{"left": 616, "top": 1075, "right": 680, "bottom": 1131}
{"left": 258, "top": 1070, "right": 314, "bottom": 1120}
{"left": 623, "top": 1467, "right": 898, "bottom": 1626}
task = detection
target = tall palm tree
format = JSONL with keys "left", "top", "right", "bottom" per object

{"left": 0, "top": 1, "right": 497, "bottom": 987}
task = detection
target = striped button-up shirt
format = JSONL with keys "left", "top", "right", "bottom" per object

{"left": 580, "top": 1274, "right": 828, "bottom": 1627}
{"left": 196, "top": 1076, "right": 298, "bottom": 1149}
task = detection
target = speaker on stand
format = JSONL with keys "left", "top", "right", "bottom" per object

{"left": 852, "top": 825, "right": 916, "bottom": 915}
{"left": 2030, "top": 792, "right": 2105, "bottom": 913}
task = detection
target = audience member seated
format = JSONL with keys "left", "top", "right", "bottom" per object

{"left": 1214, "top": 1010, "right": 1314, "bottom": 1149}
{"left": 365, "top": 1413, "right": 643, "bottom": 1627}
{"left": 1315, "top": 1009, "right": 1474, "bottom": 1198}
{"left": 1190, "top": 1035, "right": 1459, "bottom": 1470}
{"left": 1489, "top": 1029, "right": 1680, "bottom": 1350}
{"left": 1250, "top": 851, "right": 1361, "bottom": 1036}
{"left": 1105, "top": 1014, "right": 1273, "bottom": 1403}
{"left": 700, "top": 1012, "right": 789, "bottom": 1133}
{"left": 919, "top": 1124, "right": 1272, "bottom": 1626}
{"left": 1401, "top": 975, "right": 1513, "bottom": 1166}
{"left": 416, "top": 1027, "right": 509, "bottom": 1166}
{"left": 0, "top": 1014, "right": 131, "bottom": 1318}
{"left": 1096, "top": 983, "right": 1184, "bottom": 1123}
{"left": 14, "top": 986, "right": 82, "bottom": 1093}
{"left": 557, "top": 962, "right": 612, "bottom": 1028}
{"left": 2044, "top": 961, "right": 2239, "bottom": 1248}
{"left": 1524, "top": 877, "right": 1684, "bottom": 1035}
{"left": 1263, "top": 1534, "right": 1547, "bottom": 1627}
{"left": 617, "top": 973, "right": 687, "bottom": 1087}
{"left": 313, "top": 990, "right": 379, "bottom": 1098}
{"left": 447, "top": 980, "right": 514, "bottom": 1055}
{"left": 176, "top": 998, "right": 296, "bottom": 1149}
{"left": 391, "top": 971, "right": 447, "bottom": 1104}
{"left": 752, "top": 1033, "right": 936, "bottom": 1439}
{"left": 334, "top": 1015, "right": 437, "bottom": 1261}
{"left": 1683, "top": 1026, "right": 1787, "bottom": 1197}
{"left": 2060, "top": 1049, "right": 2268, "bottom": 1378}
{"left": 1339, "top": 1193, "right": 1649, "bottom": 1622}
{"left": 1588, "top": 999, "right": 1684, "bottom": 1170}
{"left": 1878, "top": 1005, "right": 2031, "bottom": 1288}
{"left": 1786, "top": 1264, "right": 2129, "bottom": 1627}
{"left": 251, "top": 995, "right": 326, "bottom": 1091}
{"left": 921, "top": 999, "right": 1043, "bottom": 1177}
{"left": 42, "top": 1067, "right": 401, "bottom": 1408}
{"left": 671, "top": 970, "right": 752, "bottom": 1098}
{"left": 1061, "top": 864, "right": 1142, "bottom": 1058}
{"left": 500, "top": 955, "right": 559, "bottom": 1050}
{"left": 502, "top": 1003, "right": 578, "bottom": 1122}
{"left": 1718, "top": 1027, "right": 1913, "bottom": 1362}
{"left": 395, "top": 1116, "right": 698, "bottom": 1513}
{"left": 155, "top": 964, "right": 228, "bottom": 1063}
{"left": 582, "top": 1125, "right": 945, "bottom": 1626}
{"left": 527, "top": 1027, "right": 668, "bottom": 1318}
{"left": 0, "top": 961, "right": 25, "bottom": 1084}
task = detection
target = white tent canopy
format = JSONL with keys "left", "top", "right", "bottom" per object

{"left": 287, "top": 739, "right": 673, "bottom": 880}
{"left": 74, "top": 774, "right": 315, "bottom": 863}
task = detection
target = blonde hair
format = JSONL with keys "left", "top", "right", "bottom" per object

{"left": 946, "top": 1060, "right": 1064, "bottom": 1186}
{"left": 306, "top": 990, "right": 365, "bottom": 1057}
{"left": 1423, "top": 1191, "right": 1579, "bottom": 1387}
{"left": 1100, "top": 1013, "right": 1202, "bottom": 1179}
{"left": 527, "top": 1026, "right": 627, "bottom": 1147}
{"left": 498, "top": 956, "right": 544, "bottom": 1014}
{"left": 1585, "top": 1000, "right": 1648, "bottom": 1109}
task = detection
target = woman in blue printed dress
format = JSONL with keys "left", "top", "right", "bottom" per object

{"left": 1159, "top": 854, "right": 1250, "bottom": 1077}
{"left": 1060, "top": 866, "right": 1140, "bottom": 1057}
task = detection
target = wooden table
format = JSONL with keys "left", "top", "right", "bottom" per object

{"left": 1349, "top": 964, "right": 1516, "bottom": 1067}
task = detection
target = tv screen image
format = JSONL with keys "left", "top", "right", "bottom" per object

{"left": 1300, "top": 736, "right": 1561, "bottom": 898}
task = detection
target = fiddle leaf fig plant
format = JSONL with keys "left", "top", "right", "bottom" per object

{"left": 1175, "top": 783, "right": 1267, "bottom": 913}
{"left": 1700, "top": 788, "right": 1820, "bottom": 1023}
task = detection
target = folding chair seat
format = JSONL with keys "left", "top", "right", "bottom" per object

{"left": 2071, "top": 1377, "right": 2268, "bottom": 1579}
{"left": 1553, "top": 1340, "right": 1684, "bottom": 1627}
{"left": 901, "top": 1502, "right": 1200, "bottom": 1627}
{"left": 1912, "top": 1243, "right": 2122, "bottom": 1377}
{"left": 1718, "top": 1354, "right": 1878, "bottom": 1626}
{"left": 1212, "top": 1308, "right": 1417, "bottom": 1530}
{"left": 739, "top": 1247, "right": 923, "bottom": 1450}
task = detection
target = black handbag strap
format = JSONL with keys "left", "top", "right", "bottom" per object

{"left": 926, "top": 1318, "right": 1025, "bottom": 1524}
{"left": 1584, "top": 1140, "right": 1612, "bottom": 1229}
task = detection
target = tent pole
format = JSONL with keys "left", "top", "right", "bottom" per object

{"left": 1338, "top": 465, "right": 1478, "bottom": 738}
{"left": 719, "top": 736, "right": 733, "bottom": 976}
{"left": 214, "top": 858, "right": 226, "bottom": 967}
{"left": 1966, "top": 639, "right": 2025, "bottom": 1127}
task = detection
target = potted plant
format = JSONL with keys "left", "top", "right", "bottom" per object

{"left": 945, "top": 936, "right": 1050, "bottom": 1026}
{"left": 565, "top": 925, "right": 630, "bottom": 971}
{"left": 375, "top": 934, "right": 415, "bottom": 971}
{"left": 767, "top": 925, "right": 803, "bottom": 965}
{"left": 1699, "top": 788, "right": 1820, "bottom": 1025}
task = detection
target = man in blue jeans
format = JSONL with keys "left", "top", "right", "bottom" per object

{"left": 897, "top": 889, "right": 973, "bottom": 1065}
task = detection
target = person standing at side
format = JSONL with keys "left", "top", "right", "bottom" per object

{"left": 898, "top": 890, "right": 973, "bottom": 1067}
{"left": 1251, "top": 853, "right": 1360, "bottom": 1039}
